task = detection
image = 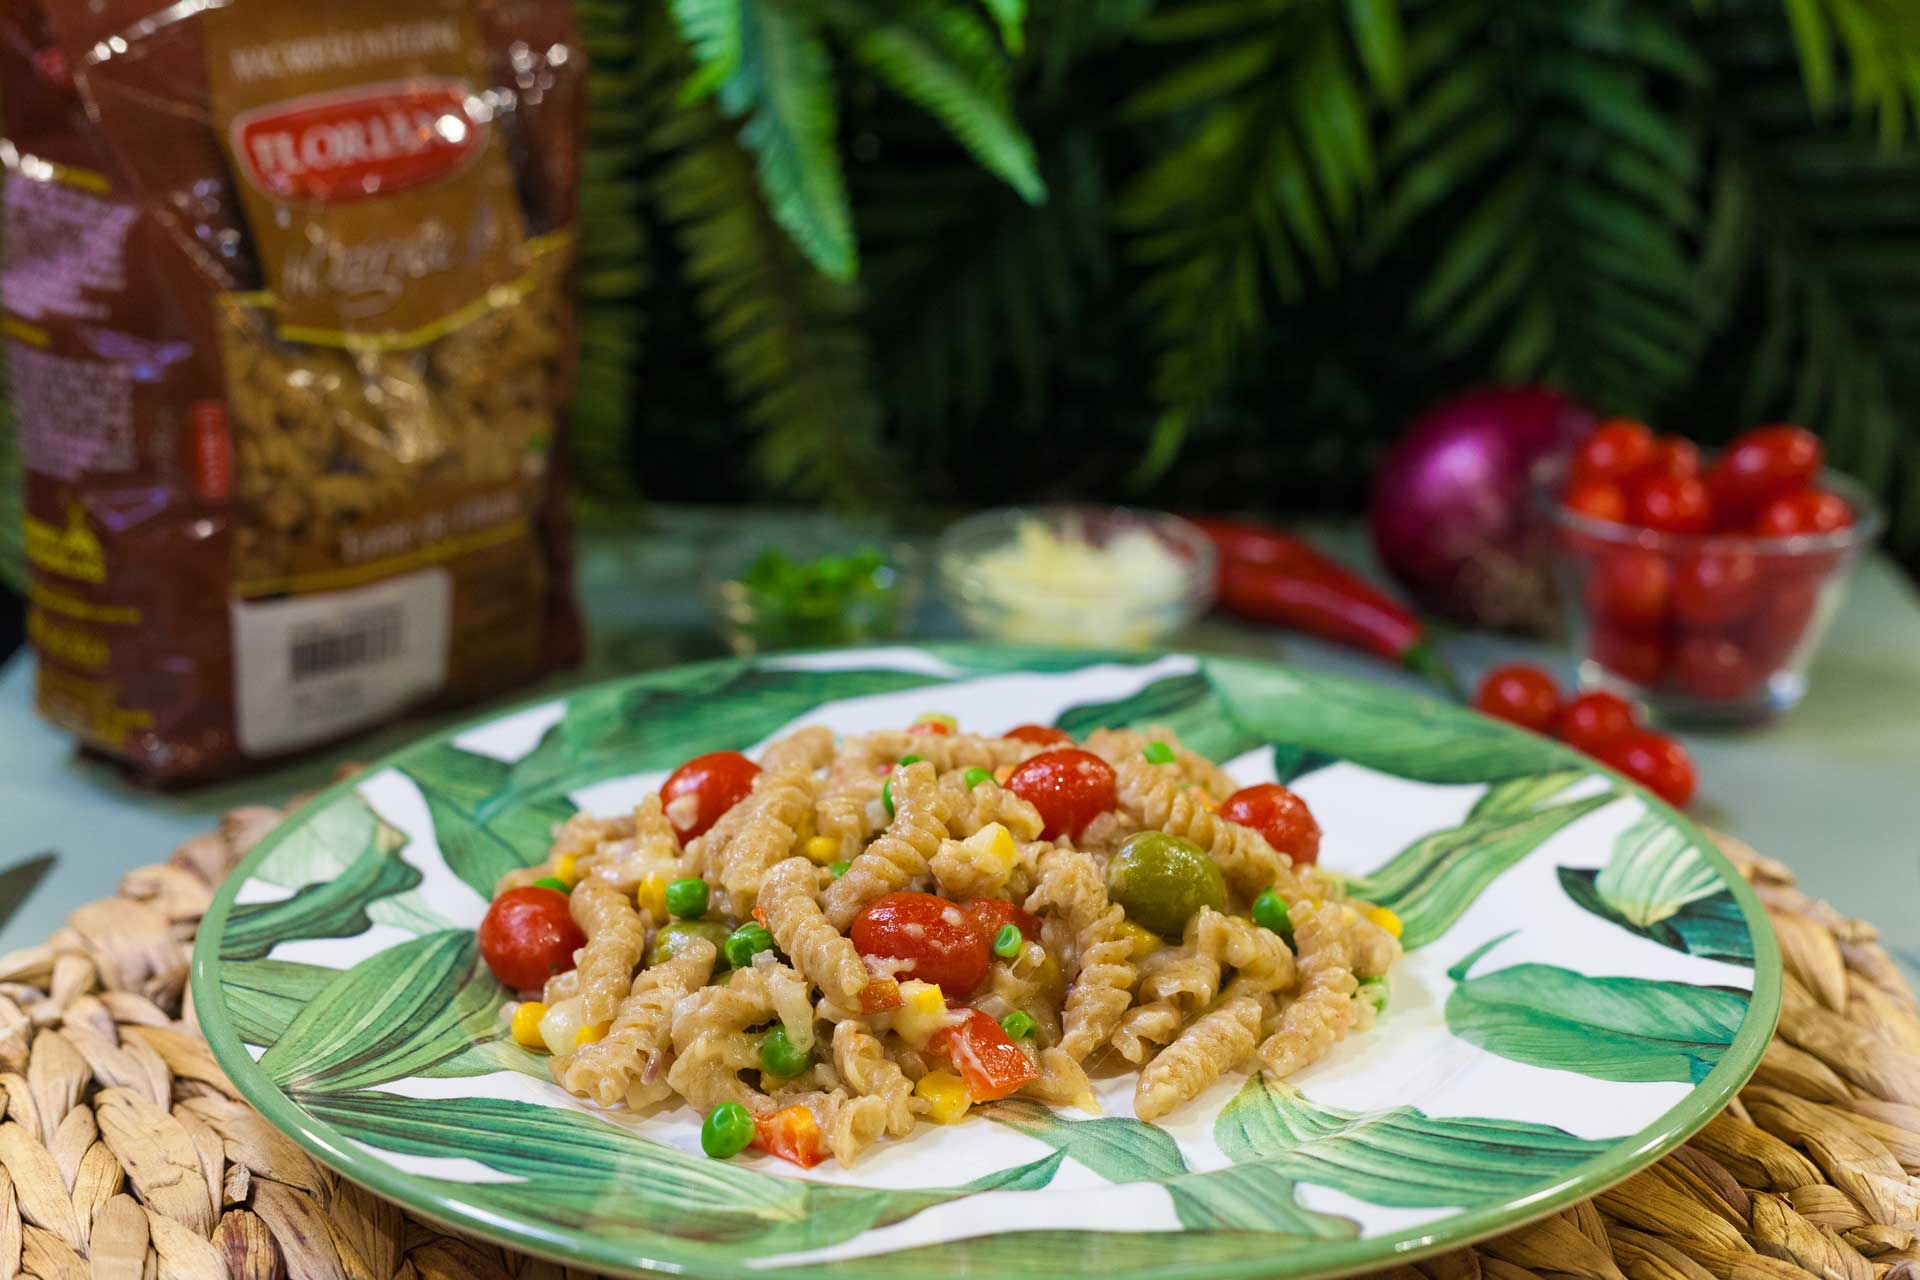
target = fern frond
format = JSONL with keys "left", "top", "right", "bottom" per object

{"left": 980, "top": 0, "right": 1026, "bottom": 55}
{"left": 817, "top": 0, "right": 1045, "bottom": 203}
{"left": 671, "top": 0, "right": 747, "bottom": 102}
{"left": 1774, "top": 0, "right": 1920, "bottom": 140}
{"left": 649, "top": 97, "right": 897, "bottom": 506}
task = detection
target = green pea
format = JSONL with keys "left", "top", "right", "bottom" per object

{"left": 962, "top": 767, "right": 993, "bottom": 790}
{"left": 899, "top": 754, "right": 924, "bottom": 766}
{"left": 650, "top": 920, "right": 732, "bottom": 967}
{"left": 882, "top": 777, "right": 895, "bottom": 818}
{"left": 1106, "top": 831, "right": 1227, "bottom": 937}
{"left": 701, "top": 1102, "right": 755, "bottom": 1158}
{"left": 531, "top": 876, "right": 570, "bottom": 894}
{"left": 666, "top": 877, "right": 710, "bottom": 920}
{"left": 999, "top": 1010, "right": 1036, "bottom": 1040}
{"left": 829, "top": 860, "right": 851, "bottom": 879}
{"left": 993, "top": 923, "right": 1023, "bottom": 958}
{"left": 759, "top": 1025, "right": 813, "bottom": 1078}
{"left": 1252, "top": 889, "right": 1293, "bottom": 943}
{"left": 1358, "top": 973, "right": 1387, "bottom": 1013}
{"left": 1142, "top": 740, "right": 1176, "bottom": 764}
{"left": 724, "top": 922, "right": 777, "bottom": 969}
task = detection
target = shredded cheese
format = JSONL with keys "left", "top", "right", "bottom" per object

{"left": 966, "top": 517, "right": 1191, "bottom": 645}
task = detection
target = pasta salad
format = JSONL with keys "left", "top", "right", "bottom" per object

{"left": 475, "top": 716, "right": 1403, "bottom": 1169}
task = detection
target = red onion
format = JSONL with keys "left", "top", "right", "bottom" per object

{"left": 1369, "top": 385, "right": 1596, "bottom": 633}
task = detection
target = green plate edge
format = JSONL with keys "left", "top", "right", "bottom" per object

{"left": 190, "top": 643, "right": 1784, "bottom": 1280}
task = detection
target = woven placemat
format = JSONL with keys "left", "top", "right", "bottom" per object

{"left": 0, "top": 803, "right": 1914, "bottom": 1280}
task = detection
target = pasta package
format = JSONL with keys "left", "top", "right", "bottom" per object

{"left": 0, "top": 0, "right": 586, "bottom": 781}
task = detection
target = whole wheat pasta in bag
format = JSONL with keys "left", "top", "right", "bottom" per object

{"left": 0, "top": 0, "right": 585, "bottom": 781}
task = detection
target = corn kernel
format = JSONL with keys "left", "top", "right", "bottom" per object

{"left": 510, "top": 1002, "right": 548, "bottom": 1050}
{"left": 893, "top": 980, "right": 949, "bottom": 1049}
{"left": 635, "top": 875, "right": 668, "bottom": 920}
{"left": 992, "top": 765, "right": 1014, "bottom": 785}
{"left": 1365, "top": 904, "right": 1403, "bottom": 938}
{"left": 804, "top": 835, "right": 841, "bottom": 866}
{"left": 1120, "top": 921, "right": 1163, "bottom": 960}
{"left": 575, "top": 1022, "right": 609, "bottom": 1047}
{"left": 554, "top": 854, "right": 580, "bottom": 888}
{"left": 959, "top": 822, "right": 1018, "bottom": 877}
{"left": 915, "top": 1070, "right": 971, "bottom": 1124}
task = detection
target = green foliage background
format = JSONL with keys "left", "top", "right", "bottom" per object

{"left": 5, "top": 0, "right": 1920, "bottom": 595}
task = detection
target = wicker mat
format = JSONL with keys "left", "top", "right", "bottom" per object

{"left": 0, "top": 802, "right": 1915, "bottom": 1280}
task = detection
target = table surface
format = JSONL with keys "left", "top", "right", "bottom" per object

{"left": 4, "top": 510, "right": 1917, "bottom": 980}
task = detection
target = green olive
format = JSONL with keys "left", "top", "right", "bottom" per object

{"left": 650, "top": 920, "right": 734, "bottom": 967}
{"left": 1107, "top": 831, "right": 1227, "bottom": 937}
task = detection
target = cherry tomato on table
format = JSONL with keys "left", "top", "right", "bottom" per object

{"left": 1474, "top": 664, "right": 1561, "bottom": 734}
{"left": 963, "top": 897, "right": 1043, "bottom": 944}
{"left": 851, "top": 892, "right": 992, "bottom": 998}
{"left": 1554, "top": 690, "right": 1637, "bottom": 756}
{"left": 1218, "top": 783, "right": 1322, "bottom": 864}
{"left": 1604, "top": 731, "right": 1696, "bottom": 808}
{"left": 660, "top": 751, "right": 761, "bottom": 842}
{"left": 478, "top": 887, "right": 586, "bottom": 991}
{"left": 1584, "top": 549, "right": 1670, "bottom": 630}
{"left": 1709, "top": 425, "right": 1823, "bottom": 518}
{"left": 1753, "top": 489, "right": 1853, "bottom": 538}
{"left": 929, "top": 1009, "right": 1039, "bottom": 1101}
{"left": 1563, "top": 480, "right": 1627, "bottom": 524}
{"left": 1672, "top": 549, "right": 1759, "bottom": 627}
{"left": 1572, "top": 419, "right": 1656, "bottom": 484}
{"left": 1005, "top": 748, "right": 1117, "bottom": 841}
{"left": 1626, "top": 473, "right": 1714, "bottom": 535}
{"left": 1004, "top": 723, "right": 1073, "bottom": 747}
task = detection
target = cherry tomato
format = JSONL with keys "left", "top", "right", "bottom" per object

{"left": 1671, "top": 549, "right": 1759, "bottom": 628}
{"left": 660, "top": 751, "right": 761, "bottom": 842}
{"left": 1670, "top": 633, "right": 1764, "bottom": 702}
{"left": 1004, "top": 748, "right": 1118, "bottom": 840}
{"left": 1584, "top": 549, "right": 1671, "bottom": 629}
{"left": 1589, "top": 625, "right": 1666, "bottom": 686}
{"left": 1753, "top": 488, "right": 1853, "bottom": 538}
{"left": 1563, "top": 480, "right": 1627, "bottom": 524}
{"left": 1473, "top": 664, "right": 1561, "bottom": 734}
{"left": 1218, "top": 783, "right": 1322, "bottom": 864}
{"left": 964, "top": 897, "right": 1044, "bottom": 943}
{"left": 1739, "top": 577, "right": 1820, "bottom": 669}
{"left": 1710, "top": 425, "right": 1823, "bottom": 517}
{"left": 1572, "top": 419, "right": 1656, "bottom": 485}
{"left": 752, "top": 1105, "right": 827, "bottom": 1168}
{"left": 478, "top": 887, "right": 585, "bottom": 991}
{"left": 1626, "top": 473, "right": 1714, "bottom": 535}
{"left": 851, "top": 892, "right": 992, "bottom": 998}
{"left": 1603, "top": 731, "right": 1696, "bottom": 808}
{"left": 1004, "top": 723, "right": 1073, "bottom": 747}
{"left": 1637, "top": 437, "right": 1702, "bottom": 482}
{"left": 929, "top": 1009, "right": 1039, "bottom": 1101}
{"left": 1553, "top": 691, "right": 1637, "bottom": 755}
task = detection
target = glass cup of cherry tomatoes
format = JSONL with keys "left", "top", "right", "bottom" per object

{"left": 1546, "top": 420, "right": 1883, "bottom": 723}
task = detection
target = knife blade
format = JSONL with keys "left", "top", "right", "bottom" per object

{"left": 0, "top": 852, "right": 55, "bottom": 933}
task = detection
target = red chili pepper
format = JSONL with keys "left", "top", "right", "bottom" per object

{"left": 1192, "top": 518, "right": 1457, "bottom": 694}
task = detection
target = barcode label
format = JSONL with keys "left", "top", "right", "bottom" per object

{"left": 232, "top": 569, "right": 451, "bottom": 756}
{"left": 290, "top": 607, "right": 405, "bottom": 680}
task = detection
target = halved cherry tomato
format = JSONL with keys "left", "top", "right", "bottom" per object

{"left": 1753, "top": 488, "right": 1853, "bottom": 538}
{"left": 851, "top": 892, "right": 992, "bottom": 998}
{"left": 478, "top": 887, "right": 585, "bottom": 991}
{"left": 1474, "top": 663, "right": 1561, "bottom": 734}
{"left": 1709, "top": 425, "right": 1823, "bottom": 517}
{"left": 1626, "top": 473, "right": 1713, "bottom": 535}
{"left": 1004, "top": 723, "right": 1073, "bottom": 747}
{"left": 660, "top": 751, "right": 761, "bottom": 842}
{"left": 1584, "top": 549, "right": 1670, "bottom": 629}
{"left": 1553, "top": 691, "right": 1637, "bottom": 755}
{"left": 929, "top": 1009, "right": 1039, "bottom": 1101}
{"left": 1563, "top": 480, "right": 1627, "bottom": 524}
{"left": 1589, "top": 625, "right": 1666, "bottom": 686}
{"left": 1636, "top": 437, "right": 1702, "bottom": 482}
{"left": 753, "top": 1105, "right": 827, "bottom": 1169}
{"left": 1219, "top": 783, "right": 1322, "bottom": 864}
{"left": 1670, "top": 633, "right": 1764, "bottom": 702}
{"left": 1572, "top": 419, "right": 1656, "bottom": 485}
{"left": 1604, "top": 731, "right": 1696, "bottom": 807}
{"left": 1004, "top": 749, "right": 1117, "bottom": 841}
{"left": 964, "top": 897, "right": 1043, "bottom": 944}
{"left": 1671, "top": 549, "right": 1759, "bottom": 628}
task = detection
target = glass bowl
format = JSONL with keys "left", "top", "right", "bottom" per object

{"left": 1546, "top": 469, "right": 1883, "bottom": 723}
{"left": 703, "top": 532, "right": 921, "bottom": 655}
{"left": 935, "top": 505, "right": 1216, "bottom": 648}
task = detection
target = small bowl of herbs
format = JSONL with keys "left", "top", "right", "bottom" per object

{"left": 703, "top": 534, "right": 921, "bottom": 654}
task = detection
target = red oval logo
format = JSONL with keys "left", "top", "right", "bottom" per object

{"left": 230, "top": 79, "right": 486, "bottom": 204}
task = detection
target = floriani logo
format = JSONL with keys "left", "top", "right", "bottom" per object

{"left": 231, "top": 79, "right": 486, "bottom": 203}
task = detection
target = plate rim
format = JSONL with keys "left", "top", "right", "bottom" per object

{"left": 190, "top": 643, "right": 1783, "bottom": 1280}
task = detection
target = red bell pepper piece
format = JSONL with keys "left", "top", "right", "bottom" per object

{"left": 929, "top": 1009, "right": 1038, "bottom": 1101}
{"left": 752, "top": 1105, "right": 827, "bottom": 1168}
